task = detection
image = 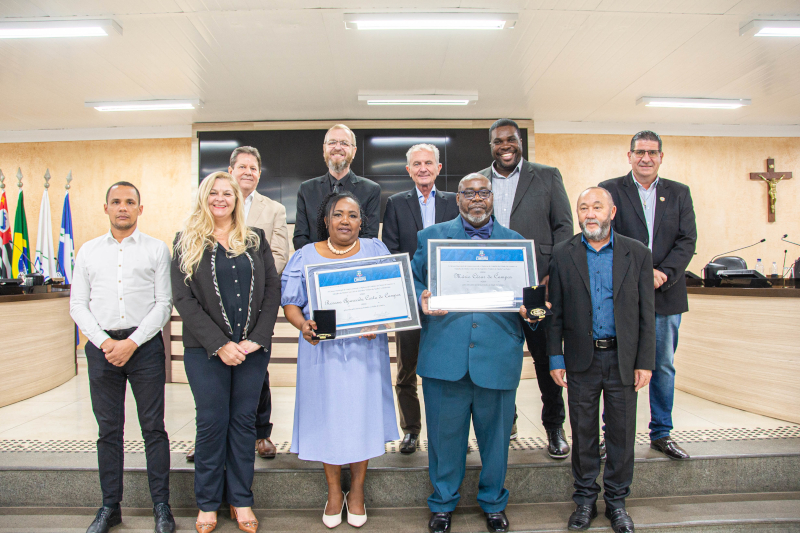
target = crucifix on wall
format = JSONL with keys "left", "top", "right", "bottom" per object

{"left": 750, "top": 158, "right": 793, "bottom": 222}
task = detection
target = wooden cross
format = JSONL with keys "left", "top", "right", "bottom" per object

{"left": 750, "top": 158, "right": 793, "bottom": 222}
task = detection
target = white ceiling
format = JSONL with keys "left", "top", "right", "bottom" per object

{"left": 1, "top": 0, "right": 800, "bottom": 133}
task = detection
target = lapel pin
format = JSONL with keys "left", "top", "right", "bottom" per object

{"left": 659, "top": 197, "right": 665, "bottom": 202}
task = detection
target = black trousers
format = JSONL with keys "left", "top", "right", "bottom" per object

{"left": 255, "top": 367, "right": 273, "bottom": 439}
{"left": 394, "top": 328, "right": 422, "bottom": 434}
{"left": 184, "top": 347, "right": 269, "bottom": 510}
{"left": 523, "top": 320, "right": 565, "bottom": 429}
{"left": 85, "top": 333, "right": 170, "bottom": 507}
{"left": 568, "top": 348, "right": 637, "bottom": 510}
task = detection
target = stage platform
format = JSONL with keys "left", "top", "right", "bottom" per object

{"left": 1, "top": 356, "right": 798, "bottom": 531}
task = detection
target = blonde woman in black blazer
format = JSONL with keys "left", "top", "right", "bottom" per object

{"left": 172, "top": 171, "right": 280, "bottom": 533}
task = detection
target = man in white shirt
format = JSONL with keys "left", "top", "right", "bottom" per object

{"left": 70, "top": 182, "right": 174, "bottom": 533}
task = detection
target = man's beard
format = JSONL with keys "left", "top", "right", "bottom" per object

{"left": 460, "top": 204, "right": 493, "bottom": 226}
{"left": 580, "top": 216, "right": 611, "bottom": 241}
{"left": 325, "top": 151, "right": 354, "bottom": 174}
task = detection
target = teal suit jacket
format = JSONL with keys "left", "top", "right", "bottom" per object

{"left": 411, "top": 216, "right": 529, "bottom": 391}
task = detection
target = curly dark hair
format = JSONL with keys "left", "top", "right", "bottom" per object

{"left": 315, "top": 191, "right": 366, "bottom": 242}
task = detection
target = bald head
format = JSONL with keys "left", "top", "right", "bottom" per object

{"left": 577, "top": 187, "right": 616, "bottom": 244}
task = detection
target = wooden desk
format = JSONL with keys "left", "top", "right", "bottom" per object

{"left": 675, "top": 287, "right": 800, "bottom": 423}
{"left": 0, "top": 291, "right": 76, "bottom": 407}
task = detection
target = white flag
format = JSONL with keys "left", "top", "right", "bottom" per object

{"left": 35, "top": 188, "right": 56, "bottom": 281}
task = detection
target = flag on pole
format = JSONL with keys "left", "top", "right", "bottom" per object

{"left": 12, "top": 190, "right": 30, "bottom": 278}
{"left": 35, "top": 187, "right": 56, "bottom": 281}
{"left": 0, "top": 191, "right": 11, "bottom": 278}
{"left": 58, "top": 191, "right": 75, "bottom": 283}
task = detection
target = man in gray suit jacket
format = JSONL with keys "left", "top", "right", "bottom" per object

{"left": 478, "top": 119, "right": 573, "bottom": 459}
{"left": 548, "top": 187, "right": 654, "bottom": 533}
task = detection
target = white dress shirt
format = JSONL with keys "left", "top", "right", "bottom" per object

{"left": 70, "top": 228, "right": 172, "bottom": 349}
{"left": 244, "top": 192, "right": 255, "bottom": 220}
{"left": 490, "top": 158, "right": 523, "bottom": 228}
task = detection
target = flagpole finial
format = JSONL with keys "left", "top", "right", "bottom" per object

{"left": 65, "top": 170, "right": 73, "bottom": 190}
{"left": 44, "top": 169, "right": 51, "bottom": 189}
{"left": 0, "top": 169, "right": 5, "bottom": 190}
{"left": 16, "top": 168, "right": 23, "bottom": 189}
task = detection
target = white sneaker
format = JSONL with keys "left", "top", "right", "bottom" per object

{"left": 345, "top": 491, "right": 367, "bottom": 528}
{"left": 322, "top": 491, "right": 345, "bottom": 528}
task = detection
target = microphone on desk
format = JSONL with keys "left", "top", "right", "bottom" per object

{"left": 710, "top": 238, "right": 766, "bottom": 262}
{"left": 782, "top": 250, "right": 789, "bottom": 278}
{"left": 782, "top": 234, "right": 800, "bottom": 247}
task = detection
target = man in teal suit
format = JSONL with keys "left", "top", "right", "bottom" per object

{"left": 411, "top": 174, "right": 543, "bottom": 533}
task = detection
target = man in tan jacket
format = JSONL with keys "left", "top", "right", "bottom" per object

{"left": 186, "top": 145, "right": 289, "bottom": 461}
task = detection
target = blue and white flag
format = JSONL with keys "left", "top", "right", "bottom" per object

{"left": 34, "top": 188, "right": 56, "bottom": 281}
{"left": 57, "top": 192, "right": 74, "bottom": 283}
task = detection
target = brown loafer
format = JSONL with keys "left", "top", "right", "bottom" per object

{"left": 256, "top": 438, "right": 277, "bottom": 459}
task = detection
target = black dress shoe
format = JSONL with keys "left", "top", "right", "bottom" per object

{"left": 546, "top": 427, "right": 570, "bottom": 459}
{"left": 485, "top": 510, "right": 509, "bottom": 532}
{"left": 185, "top": 444, "right": 195, "bottom": 462}
{"left": 599, "top": 439, "right": 607, "bottom": 461}
{"left": 400, "top": 433, "right": 419, "bottom": 454}
{"left": 605, "top": 507, "right": 635, "bottom": 533}
{"left": 86, "top": 505, "right": 121, "bottom": 533}
{"left": 567, "top": 503, "right": 597, "bottom": 530}
{"left": 650, "top": 436, "right": 690, "bottom": 460}
{"left": 428, "top": 512, "right": 452, "bottom": 533}
{"left": 153, "top": 502, "right": 175, "bottom": 533}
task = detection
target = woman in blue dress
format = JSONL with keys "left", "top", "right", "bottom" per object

{"left": 281, "top": 191, "right": 398, "bottom": 529}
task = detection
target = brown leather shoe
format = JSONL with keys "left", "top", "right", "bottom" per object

{"left": 256, "top": 438, "right": 277, "bottom": 459}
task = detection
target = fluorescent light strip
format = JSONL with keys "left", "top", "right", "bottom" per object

{"left": 0, "top": 19, "right": 121, "bottom": 39}
{"left": 86, "top": 99, "right": 200, "bottom": 112}
{"left": 367, "top": 99, "right": 471, "bottom": 105}
{"left": 637, "top": 97, "right": 750, "bottom": 110}
{"left": 755, "top": 27, "right": 800, "bottom": 37}
{"left": 344, "top": 13, "right": 516, "bottom": 30}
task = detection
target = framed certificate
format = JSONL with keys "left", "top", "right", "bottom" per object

{"left": 427, "top": 239, "right": 538, "bottom": 312}
{"left": 305, "top": 253, "right": 421, "bottom": 339}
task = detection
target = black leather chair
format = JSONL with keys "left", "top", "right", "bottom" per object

{"left": 715, "top": 256, "right": 747, "bottom": 270}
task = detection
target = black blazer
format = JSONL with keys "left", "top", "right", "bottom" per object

{"left": 381, "top": 188, "right": 459, "bottom": 258}
{"left": 292, "top": 171, "right": 381, "bottom": 250}
{"left": 547, "top": 233, "right": 656, "bottom": 386}
{"left": 171, "top": 227, "right": 281, "bottom": 356}
{"left": 599, "top": 173, "right": 697, "bottom": 315}
{"left": 479, "top": 160, "right": 573, "bottom": 282}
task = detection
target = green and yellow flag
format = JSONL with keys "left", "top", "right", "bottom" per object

{"left": 12, "top": 190, "right": 30, "bottom": 278}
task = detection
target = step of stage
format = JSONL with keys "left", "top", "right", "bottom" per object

{"left": 0, "top": 493, "right": 798, "bottom": 532}
{"left": 1, "top": 433, "right": 799, "bottom": 511}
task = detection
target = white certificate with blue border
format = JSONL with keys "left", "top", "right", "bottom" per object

{"left": 313, "top": 262, "right": 412, "bottom": 329}
{"left": 436, "top": 246, "right": 530, "bottom": 299}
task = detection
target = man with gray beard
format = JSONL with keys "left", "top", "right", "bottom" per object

{"left": 292, "top": 124, "right": 381, "bottom": 249}
{"left": 547, "top": 187, "right": 655, "bottom": 533}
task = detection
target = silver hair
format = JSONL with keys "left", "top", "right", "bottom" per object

{"left": 458, "top": 173, "right": 492, "bottom": 191}
{"left": 406, "top": 143, "right": 440, "bottom": 166}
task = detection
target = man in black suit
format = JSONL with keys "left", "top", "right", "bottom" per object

{"left": 478, "top": 119, "right": 573, "bottom": 459}
{"left": 599, "top": 131, "right": 697, "bottom": 461}
{"left": 382, "top": 143, "right": 459, "bottom": 454}
{"left": 548, "top": 187, "right": 654, "bottom": 533}
{"left": 292, "top": 124, "right": 381, "bottom": 249}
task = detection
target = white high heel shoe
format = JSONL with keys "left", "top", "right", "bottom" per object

{"left": 345, "top": 491, "right": 367, "bottom": 528}
{"left": 322, "top": 491, "right": 345, "bottom": 528}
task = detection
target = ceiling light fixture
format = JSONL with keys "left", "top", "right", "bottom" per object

{"left": 636, "top": 97, "right": 751, "bottom": 110}
{"left": 344, "top": 13, "right": 517, "bottom": 30}
{"left": 740, "top": 20, "right": 800, "bottom": 37}
{"left": 0, "top": 19, "right": 122, "bottom": 38}
{"left": 86, "top": 99, "right": 201, "bottom": 112}
{"left": 359, "top": 94, "right": 478, "bottom": 106}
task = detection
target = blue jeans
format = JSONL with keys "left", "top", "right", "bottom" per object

{"left": 649, "top": 313, "right": 681, "bottom": 441}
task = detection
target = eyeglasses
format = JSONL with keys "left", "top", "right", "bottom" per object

{"left": 325, "top": 140, "right": 353, "bottom": 148}
{"left": 459, "top": 189, "right": 492, "bottom": 200}
{"left": 631, "top": 150, "right": 661, "bottom": 159}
